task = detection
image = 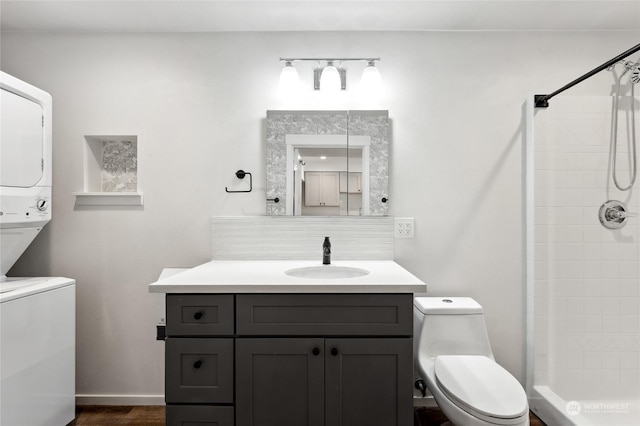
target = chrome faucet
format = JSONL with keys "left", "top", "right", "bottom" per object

{"left": 322, "top": 237, "right": 331, "bottom": 265}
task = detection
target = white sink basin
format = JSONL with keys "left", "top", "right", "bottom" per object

{"left": 285, "top": 266, "right": 370, "bottom": 280}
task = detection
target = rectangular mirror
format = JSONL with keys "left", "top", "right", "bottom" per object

{"left": 266, "top": 110, "right": 388, "bottom": 216}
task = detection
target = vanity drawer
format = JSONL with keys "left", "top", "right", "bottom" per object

{"left": 166, "top": 405, "right": 234, "bottom": 426}
{"left": 165, "top": 338, "right": 234, "bottom": 403}
{"left": 236, "top": 294, "right": 412, "bottom": 336}
{"left": 166, "top": 294, "right": 234, "bottom": 336}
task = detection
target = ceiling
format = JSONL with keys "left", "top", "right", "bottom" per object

{"left": 1, "top": 0, "right": 639, "bottom": 32}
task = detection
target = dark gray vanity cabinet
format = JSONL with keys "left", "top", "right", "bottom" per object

{"left": 165, "top": 293, "right": 413, "bottom": 426}
{"left": 165, "top": 295, "right": 235, "bottom": 426}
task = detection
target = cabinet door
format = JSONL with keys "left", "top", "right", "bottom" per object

{"left": 236, "top": 338, "right": 324, "bottom": 426}
{"left": 348, "top": 172, "right": 362, "bottom": 193}
{"left": 305, "top": 172, "right": 340, "bottom": 206}
{"left": 321, "top": 172, "right": 340, "bottom": 206}
{"left": 165, "top": 338, "right": 234, "bottom": 403}
{"left": 304, "top": 172, "right": 324, "bottom": 206}
{"left": 325, "top": 338, "right": 413, "bottom": 426}
{"left": 340, "top": 172, "right": 362, "bottom": 193}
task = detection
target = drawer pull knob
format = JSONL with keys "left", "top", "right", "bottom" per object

{"left": 330, "top": 347, "right": 339, "bottom": 356}
{"left": 193, "top": 360, "right": 203, "bottom": 369}
{"left": 312, "top": 347, "right": 320, "bottom": 356}
{"left": 193, "top": 312, "right": 204, "bottom": 320}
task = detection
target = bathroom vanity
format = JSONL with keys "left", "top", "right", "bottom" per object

{"left": 150, "top": 260, "right": 425, "bottom": 426}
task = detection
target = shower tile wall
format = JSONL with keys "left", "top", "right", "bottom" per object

{"left": 533, "top": 96, "right": 640, "bottom": 399}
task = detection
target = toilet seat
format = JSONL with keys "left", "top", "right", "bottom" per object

{"left": 434, "top": 355, "right": 528, "bottom": 425}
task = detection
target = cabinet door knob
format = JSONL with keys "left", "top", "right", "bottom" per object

{"left": 312, "top": 347, "right": 320, "bottom": 356}
{"left": 330, "top": 347, "right": 339, "bottom": 356}
{"left": 193, "top": 360, "right": 203, "bottom": 369}
{"left": 193, "top": 312, "right": 203, "bottom": 320}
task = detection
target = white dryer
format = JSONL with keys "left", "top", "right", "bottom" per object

{"left": 0, "top": 71, "right": 53, "bottom": 277}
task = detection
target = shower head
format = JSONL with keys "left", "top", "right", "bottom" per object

{"left": 630, "top": 63, "right": 640, "bottom": 84}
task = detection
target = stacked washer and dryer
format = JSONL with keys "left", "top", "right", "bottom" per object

{"left": 0, "top": 71, "right": 76, "bottom": 425}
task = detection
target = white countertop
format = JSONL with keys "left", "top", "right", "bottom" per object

{"left": 149, "top": 260, "right": 426, "bottom": 293}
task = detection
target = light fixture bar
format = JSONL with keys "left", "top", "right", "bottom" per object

{"left": 278, "top": 57, "right": 382, "bottom": 93}
{"left": 280, "top": 57, "right": 380, "bottom": 63}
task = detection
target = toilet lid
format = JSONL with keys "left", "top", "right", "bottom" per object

{"left": 434, "top": 355, "right": 528, "bottom": 424}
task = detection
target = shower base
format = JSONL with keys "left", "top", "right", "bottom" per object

{"left": 530, "top": 385, "right": 639, "bottom": 426}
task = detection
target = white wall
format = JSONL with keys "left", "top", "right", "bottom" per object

{"left": 2, "top": 31, "right": 637, "bottom": 401}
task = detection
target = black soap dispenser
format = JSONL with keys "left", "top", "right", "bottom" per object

{"left": 322, "top": 237, "right": 331, "bottom": 265}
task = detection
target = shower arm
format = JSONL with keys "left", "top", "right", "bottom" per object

{"left": 535, "top": 42, "right": 640, "bottom": 108}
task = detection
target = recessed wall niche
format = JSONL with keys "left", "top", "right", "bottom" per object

{"left": 74, "top": 135, "right": 143, "bottom": 206}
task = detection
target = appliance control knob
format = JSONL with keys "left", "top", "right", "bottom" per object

{"left": 36, "top": 199, "right": 48, "bottom": 211}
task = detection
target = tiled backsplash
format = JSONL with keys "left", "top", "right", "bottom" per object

{"left": 211, "top": 216, "right": 394, "bottom": 260}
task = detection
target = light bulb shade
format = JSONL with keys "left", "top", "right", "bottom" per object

{"left": 279, "top": 62, "right": 300, "bottom": 93}
{"left": 361, "top": 63, "right": 382, "bottom": 94}
{"left": 320, "top": 64, "right": 341, "bottom": 92}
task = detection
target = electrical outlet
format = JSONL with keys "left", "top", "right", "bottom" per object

{"left": 394, "top": 217, "right": 415, "bottom": 238}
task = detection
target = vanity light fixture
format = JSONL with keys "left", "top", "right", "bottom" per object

{"left": 361, "top": 60, "right": 382, "bottom": 93}
{"left": 279, "top": 57, "right": 381, "bottom": 92}
{"left": 279, "top": 60, "right": 300, "bottom": 93}
{"left": 319, "top": 61, "right": 341, "bottom": 92}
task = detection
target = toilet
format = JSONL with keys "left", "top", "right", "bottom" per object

{"left": 413, "top": 297, "right": 529, "bottom": 426}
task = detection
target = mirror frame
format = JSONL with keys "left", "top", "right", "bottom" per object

{"left": 266, "top": 110, "right": 389, "bottom": 216}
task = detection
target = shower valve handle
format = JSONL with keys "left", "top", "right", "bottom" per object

{"left": 599, "top": 200, "right": 635, "bottom": 229}
{"left": 607, "top": 209, "right": 637, "bottom": 220}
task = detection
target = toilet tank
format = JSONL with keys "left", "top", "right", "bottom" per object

{"left": 414, "top": 297, "right": 494, "bottom": 360}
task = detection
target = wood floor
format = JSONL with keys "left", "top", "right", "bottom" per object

{"left": 75, "top": 405, "right": 547, "bottom": 425}
{"left": 75, "top": 406, "right": 165, "bottom": 425}
{"left": 414, "top": 407, "right": 547, "bottom": 426}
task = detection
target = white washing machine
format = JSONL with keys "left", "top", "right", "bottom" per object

{"left": 0, "top": 72, "right": 76, "bottom": 425}
{"left": 0, "top": 277, "right": 76, "bottom": 426}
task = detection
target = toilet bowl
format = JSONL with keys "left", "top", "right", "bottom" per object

{"left": 414, "top": 297, "right": 529, "bottom": 426}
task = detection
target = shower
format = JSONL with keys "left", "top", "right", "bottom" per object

{"left": 529, "top": 43, "right": 640, "bottom": 426}
{"left": 536, "top": 45, "right": 640, "bottom": 230}
{"left": 609, "top": 58, "right": 639, "bottom": 191}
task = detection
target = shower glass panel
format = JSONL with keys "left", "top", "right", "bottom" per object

{"left": 527, "top": 96, "right": 640, "bottom": 426}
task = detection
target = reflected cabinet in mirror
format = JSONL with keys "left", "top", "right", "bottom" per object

{"left": 266, "top": 110, "right": 389, "bottom": 216}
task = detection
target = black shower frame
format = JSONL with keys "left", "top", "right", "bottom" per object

{"left": 534, "top": 42, "right": 640, "bottom": 108}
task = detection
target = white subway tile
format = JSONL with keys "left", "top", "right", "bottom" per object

{"left": 620, "top": 351, "right": 640, "bottom": 370}
{"left": 211, "top": 216, "right": 394, "bottom": 260}
{"left": 602, "top": 298, "right": 621, "bottom": 315}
